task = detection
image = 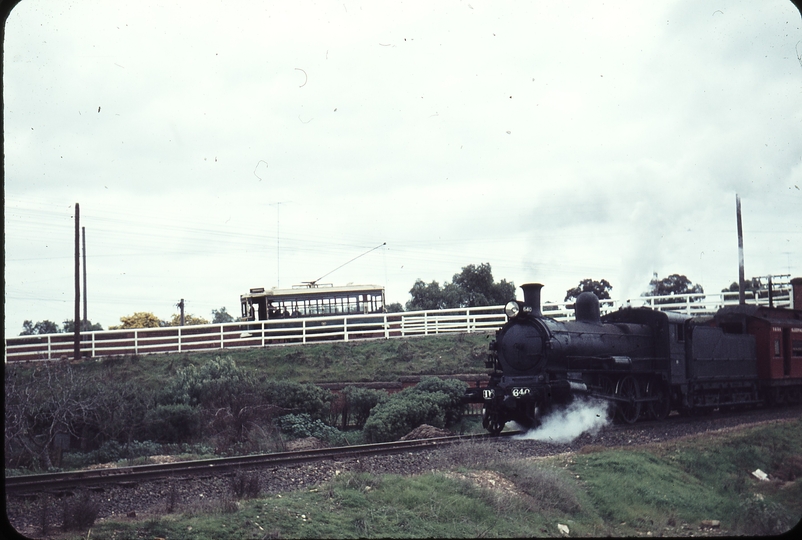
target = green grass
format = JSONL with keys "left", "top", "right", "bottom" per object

{"left": 60, "top": 417, "right": 802, "bottom": 539}
{"left": 10, "top": 332, "right": 492, "bottom": 388}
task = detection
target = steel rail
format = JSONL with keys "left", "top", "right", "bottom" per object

{"left": 5, "top": 433, "right": 516, "bottom": 495}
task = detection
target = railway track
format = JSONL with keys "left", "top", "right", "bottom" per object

{"left": 8, "top": 404, "right": 796, "bottom": 495}
{"left": 5, "top": 432, "right": 514, "bottom": 495}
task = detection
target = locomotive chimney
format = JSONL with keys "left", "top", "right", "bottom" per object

{"left": 792, "top": 277, "right": 802, "bottom": 310}
{"left": 521, "top": 283, "right": 544, "bottom": 317}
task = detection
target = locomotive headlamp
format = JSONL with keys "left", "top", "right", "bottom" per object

{"left": 505, "top": 301, "right": 522, "bottom": 318}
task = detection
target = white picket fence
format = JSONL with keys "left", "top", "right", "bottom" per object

{"left": 4, "top": 288, "right": 793, "bottom": 363}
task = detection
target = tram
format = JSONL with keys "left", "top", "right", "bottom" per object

{"left": 240, "top": 283, "right": 386, "bottom": 321}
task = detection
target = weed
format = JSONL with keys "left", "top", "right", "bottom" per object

{"left": 39, "top": 494, "right": 50, "bottom": 537}
{"left": 61, "top": 492, "right": 99, "bottom": 531}
{"left": 494, "top": 461, "right": 582, "bottom": 514}
{"left": 166, "top": 482, "right": 178, "bottom": 513}
{"left": 736, "top": 495, "right": 796, "bottom": 535}
{"left": 230, "top": 470, "right": 261, "bottom": 499}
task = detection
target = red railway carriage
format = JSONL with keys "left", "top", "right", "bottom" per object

{"left": 714, "top": 303, "right": 802, "bottom": 404}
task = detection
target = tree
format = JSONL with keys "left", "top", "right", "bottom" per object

{"left": 5, "top": 361, "right": 100, "bottom": 469}
{"left": 109, "top": 312, "right": 163, "bottom": 330}
{"left": 212, "top": 307, "right": 235, "bottom": 324}
{"left": 564, "top": 279, "right": 613, "bottom": 302}
{"left": 721, "top": 278, "right": 761, "bottom": 293}
{"left": 406, "top": 279, "right": 447, "bottom": 311}
{"left": 644, "top": 273, "right": 704, "bottom": 304}
{"left": 447, "top": 263, "right": 516, "bottom": 308}
{"left": 166, "top": 313, "right": 210, "bottom": 326}
{"left": 62, "top": 320, "right": 104, "bottom": 333}
{"left": 385, "top": 302, "right": 404, "bottom": 313}
{"left": 20, "top": 320, "right": 60, "bottom": 336}
{"left": 406, "top": 263, "right": 515, "bottom": 311}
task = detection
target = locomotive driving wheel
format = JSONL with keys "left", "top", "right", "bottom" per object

{"left": 482, "top": 407, "right": 505, "bottom": 435}
{"left": 615, "top": 375, "right": 642, "bottom": 424}
{"left": 646, "top": 379, "right": 670, "bottom": 421}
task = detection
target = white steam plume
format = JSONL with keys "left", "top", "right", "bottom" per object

{"left": 515, "top": 398, "right": 611, "bottom": 443}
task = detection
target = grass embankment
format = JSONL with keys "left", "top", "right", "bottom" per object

{"left": 62, "top": 418, "right": 802, "bottom": 539}
{"left": 25, "top": 332, "right": 492, "bottom": 387}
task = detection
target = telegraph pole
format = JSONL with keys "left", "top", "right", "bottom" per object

{"left": 82, "top": 226, "right": 88, "bottom": 330}
{"left": 736, "top": 194, "right": 745, "bottom": 306}
{"left": 178, "top": 299, "right": 185, "bottom": 326}
{"left": 74, "top": 203, "right": 81, "bottom": 360}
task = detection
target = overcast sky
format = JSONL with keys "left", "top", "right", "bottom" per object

{"left": 4, "top": 0, "right": 802, "bottom": 337}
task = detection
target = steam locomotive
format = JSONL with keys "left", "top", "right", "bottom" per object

{"left": 464, "top": 281, "right": 802, "bottom": 434}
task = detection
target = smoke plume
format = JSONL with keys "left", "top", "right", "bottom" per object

{"left": 515, "top": 398, "right": 611, "bottom": 443}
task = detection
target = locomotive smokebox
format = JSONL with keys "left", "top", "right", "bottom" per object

{"left": 521, "top": 283, "right": 544, "bottom": 317}
{"left": 575, "top": 292, "right": 601, "bottom": 324}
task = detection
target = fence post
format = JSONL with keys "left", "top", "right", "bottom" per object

{"left": 47, "top": 335, "right": 52, "bottom": 360}
{"left": 177, "top": 327, "right": 182, "bottom": 353}
{"left": 220, "top": 324, "right": 224, "bottom": 349}
{"left": 302, "top": 319, "right": 307, "bottom": 344}
{"left": 134, "top": 330, "right": 138, "bottom": 355}
{"left": 262, "top": 322, "right": 266, "bottom": 347}
{"left": 384, "top": 313, "right": 389, "bottom": 339}
{"left": 343, "top": 317, "right": 349, "bottom": 342}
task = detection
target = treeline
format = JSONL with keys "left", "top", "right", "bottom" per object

{"left": 18, "top": 264, "right": 774, "bottom": 335}
{"left": 4, "top": 357, "right": 467, "bottom": 472}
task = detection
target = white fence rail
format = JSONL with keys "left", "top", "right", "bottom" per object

{"left": 4, "top": 289, "right": 793, "bottom": 363}
{"left": 4, "top": 306, "right": 507, "bottom": 362}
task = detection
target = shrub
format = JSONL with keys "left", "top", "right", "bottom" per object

{"left": 143, "top": 404, "right": 202, "bottom": 443}
{"left": 62, "top": 493, "right": 99, "bottom": 531}
{"left": 62, "top": 440, "right": 163, "bottom": 468}
{"left": 412, "top": 377, "right": 468, "bottom": 425}
{"left": 230, "top": 471, "right": 261, "bottom": 499}
{"left": 342, "top": 387, "right": 388, "bottom": 429}
{"left": 260, "top": 380, "right": 335, "bottom": 421}
{"left": 276, "top": 413, "right": 348, "bottom": 446}
{"left": 160, "top": 356, "right": 251, "bottom": 409}
{"left": 361, "top": 377, "right": 469, "bottom": 442}
{"left": 362, "top": 391, "right": 449, "bottom": 443}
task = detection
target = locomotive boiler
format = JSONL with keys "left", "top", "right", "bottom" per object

{"left": 464, "top": 282, "right": 796, "bottom": 434}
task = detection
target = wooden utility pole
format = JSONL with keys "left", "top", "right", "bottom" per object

{"left": 178, "top": 299, "right": 185, "bottom": 326}
{"left": 74, "top": 203, "right": 81, "bottom": 360}
{"left": 736, "top": 194, "right": 745, "bottom": 306}
{"left": 82, "top": 226, "right": 88, "bottom": 330}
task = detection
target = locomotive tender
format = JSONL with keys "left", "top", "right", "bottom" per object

{"left": 466, "top": 281, "right": 802, "bottom": 434}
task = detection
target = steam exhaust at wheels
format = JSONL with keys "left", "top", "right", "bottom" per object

{"left": 514, "top": 398, "right": 612, "bottom": 444}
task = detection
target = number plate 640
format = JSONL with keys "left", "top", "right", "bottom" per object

{"left": 512, "top": 387, "right": 531, "bottom": 397}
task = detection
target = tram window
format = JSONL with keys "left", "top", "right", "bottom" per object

{"left": 774, "top": 338, "right": 781, "bottom": 357}
{"left": 793, "top": 340, "right": 802, "bottom": 357}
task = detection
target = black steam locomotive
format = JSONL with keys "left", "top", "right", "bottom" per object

{"left": 465, "top": 282, "right": 802, "bottom": 434}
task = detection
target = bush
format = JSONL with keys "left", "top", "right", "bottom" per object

{"left": 342, "top": 387, "right": 388, "bottom": 429}
{"left": 62, "top": 493, "right": 99, "bottom": 531}
{"left": 62, "top": 440, "right": 163, "bottom": 468}
{"left": 276, "top": 413, "right": 348, "bottom": 446}
{"left": 230, "top": 471, "right": 261, "bottom": 499}
{"left": 160, "top": 356, "right": 251, "bottom": 409}
{"left": 143, "top": 404, "right": 202, "bottom": 443}
{"left": 412, "top": 377, "right": 468, "bottom": 425}
{"left": 260, "top": 380, "right": 335, "bottom": 421}
{"left": 362, "top": 391, "right": 450, "bottom": 443}
{"left": 361, "top": 377, "right": 468, "bottom": 443}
